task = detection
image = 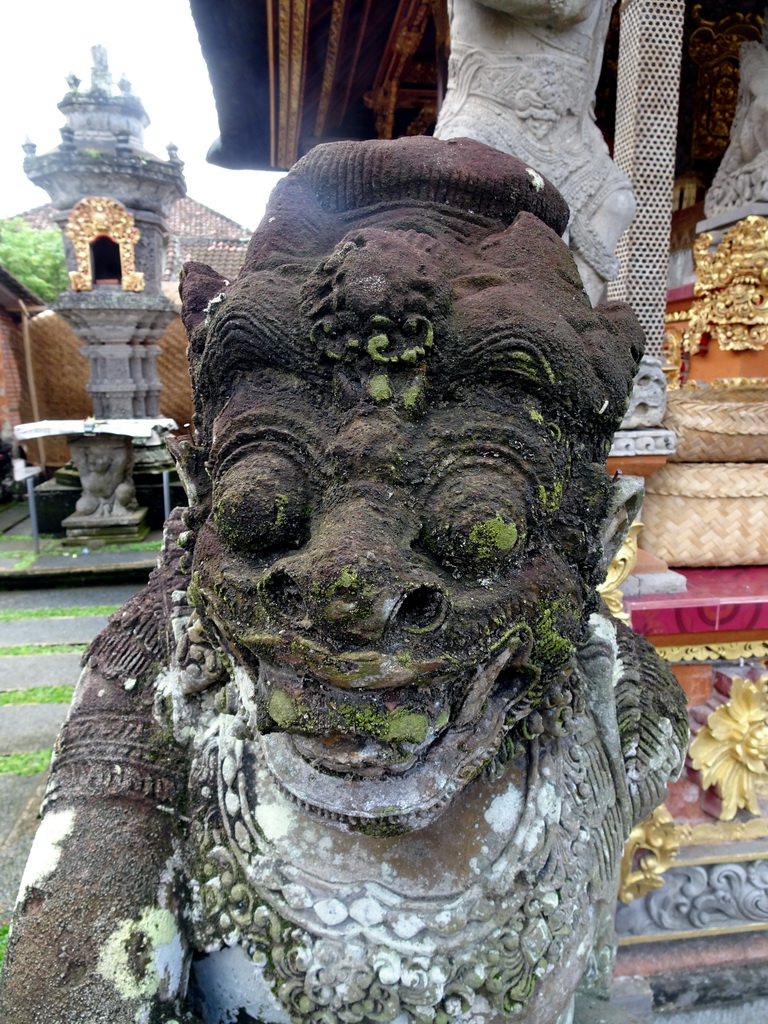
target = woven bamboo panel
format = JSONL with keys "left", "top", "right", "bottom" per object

{"left": 156, "top": 316, "right": 193, "bottom": 433}
{"left": 641, "top": 463, "right": 768, "bottom": 566}
{"left": 666, "top": 389, "right": 768, "bottom": 463}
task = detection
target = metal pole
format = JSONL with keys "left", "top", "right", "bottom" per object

{"left": 162, "top": 468, "right": 171, "bottom": 521}
{"left": 26, "top": 473, "right": 39, "bottom": 554}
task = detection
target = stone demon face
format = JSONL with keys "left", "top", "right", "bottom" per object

{"left": 175, "top": 137, "right": 643, "bottom": 835}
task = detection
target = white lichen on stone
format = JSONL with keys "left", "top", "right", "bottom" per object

{"left": 255, "top": 798, "right": 295, "bottom": 840}
{"left": 526, "top": 167, "right": 545, "bottom": 192}
{"left": 96, "top": 906, "right": 183, "bottom": 1002}
{"left": 16, "top": 807, "right": 76, "bottom": 904}
{"left": 483, "top": 782, "right": 523, "bottom": 834}
{"left": 204, "top": 293, "right": 227, "bottom": 325}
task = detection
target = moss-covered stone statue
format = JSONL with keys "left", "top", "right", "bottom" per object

{"left": 0, "top": 137, "right": 687, "bottom": 1024}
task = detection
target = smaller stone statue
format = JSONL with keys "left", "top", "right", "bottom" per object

{"left": 619, "top": 355, "right": 667, "bottom": 429}
{"left": 68, "top": 434, "right": 138, "bottom": 517}
{"left": 706, "top": 37, "right": 768, "bottom": 217}
{"left": 434, "top": 0, "right": 635, "bottom": 304}
{"left": 90, "top": 44, "right": 112, "bottom": 94}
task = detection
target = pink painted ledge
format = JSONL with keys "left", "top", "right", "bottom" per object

{"left": 625, "top": 566, "right": 768, "bottom": 636}
{"left": 666, "top": 283, "right": 695, "bottom": 303}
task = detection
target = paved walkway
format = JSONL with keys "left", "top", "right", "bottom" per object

{"left": 0, "top": 507, "right": 161, "bottom": 581}
{"left": 0, "top": 573, "right": 143, "bottom": 951}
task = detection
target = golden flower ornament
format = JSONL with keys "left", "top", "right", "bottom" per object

{"left": 690, "top": 674, "right": 768, "bottom": 820}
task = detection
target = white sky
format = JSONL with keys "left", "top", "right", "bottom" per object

{"left": 0, "top": 0, "right": 285, "bottom": 232}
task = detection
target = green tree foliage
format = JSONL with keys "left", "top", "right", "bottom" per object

{"left": 0, "top": 218, "right": 68, "bottom": 303}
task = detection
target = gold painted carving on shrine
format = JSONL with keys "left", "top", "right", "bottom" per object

{"left": 656, "top": 640, "right": 768, "bottom": 663}
{"left": 597, "top": 519, "right": 642, "bottom": 625}
{"left": 619, "top": 805, "right": 682, "bottom": 904}
{"left": 689, "top": 8, "right": 762, "bottom": 161}
{"left": 690, "top": 674, "right": 768, "bottom": 820}
{"left": 364, "top": 0, "right": 436, "bottom": 140}
{"left": 64, "top": 196, "right": 144, "bottom": 292}
{"left": 683, "top": 216, "right": 768, "bottom": 354}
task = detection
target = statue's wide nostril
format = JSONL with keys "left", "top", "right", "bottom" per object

{"left": 395, "top": 586, "right": 446, "bottom": 632}
{"left": 261, "top": 570, "right": 305, "bottom": 617}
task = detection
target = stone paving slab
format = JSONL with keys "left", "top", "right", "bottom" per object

{"left": 0, "top": 614, "right": 108, "bottom": 647}
{"left": 2, "top": 550, "right": 159, "bottom": 581}
{"left": 0, "top": 832, "right": 34, "bottom": 924}
{"left": 3, "top": 519, "right": 36, "bottom": 537}
{"left": 0, "top": 703, "right": 69, "bottom": 755}
{"left": 0, "top": 557, "right": 24, "bottom": 571}
{"left": 0, "top": 538, "right": 35, "bottom": 551}
{"left": 0, "top": 773, "right": 45, "bottom": 924}
{"left": 0, "top": 652, "right": 83, "bottom": 690}
{"left": 32, "top": 549, "right": 159, "bottom": 568}
{"left": 0, "top": 505, "right": 31, "bottom": 533}
{"left": 0, "top": 582, "right": 140, "bottom": 611}
{"left": 0, "top": 773, "right": 44, "bottom": 851}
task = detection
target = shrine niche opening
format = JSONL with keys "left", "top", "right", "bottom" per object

{"left": 64, "top": 196, "right": 145, "bottom": 292}
{"left": 90, "top": 235, "right": 122, "bottom": 284}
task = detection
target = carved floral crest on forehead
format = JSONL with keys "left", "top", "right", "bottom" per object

{"left": 301, "top": 230, "right": 442, "bottom": 369}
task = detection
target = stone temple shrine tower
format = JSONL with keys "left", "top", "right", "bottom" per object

{"left": 21, "top": 46, "right": 186, "bottom": 541}
{"left": 23, "top": 45, "right": 185, "bottom": 420}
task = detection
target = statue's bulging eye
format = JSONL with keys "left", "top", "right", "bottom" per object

{"left": 423, "top": 505, "right": 523, "bottom": 573}
{"left": 419, "top": 461, "right": 527, "bottom": 573}
{"left": 212, "top": 454, "right": 311, "bottom": 554}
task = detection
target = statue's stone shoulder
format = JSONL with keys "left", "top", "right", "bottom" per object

{"left": 45, "top": 509, "right": 188, "bottom": 811}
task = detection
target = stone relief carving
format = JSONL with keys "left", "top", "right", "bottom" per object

{"left": 434, "top": 0, "right": 635, "bottom": 304}
{"left": 615, "top": 860, "right": 768, "bottom": 940}
{"left": 608, "top": 429, "right": 676, "bottom": 459}
{"left": 0, "top": 137, "right": 687, "bottom": 1024}
{"left": 706, "top": 38, "right": 768, "bottom": 217}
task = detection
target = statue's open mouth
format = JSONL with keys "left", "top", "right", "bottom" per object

{"left": 245, "top": 630, "right": 535, "bottom": 834}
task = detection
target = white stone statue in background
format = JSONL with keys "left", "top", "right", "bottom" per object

{"left": 434, "top": 0, "right": 635, "bottom": 304}
{"left": 706, "top": 37, "right": 768, "bottom": 217}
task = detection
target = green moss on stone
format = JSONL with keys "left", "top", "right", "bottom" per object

{"left": 468, "top": 514, "right": 518, "bottom": 558}
{"left": 367, "top": 334, "right": 392, "bottom": 363}
{"left": 267, "top": 690, "right": 298, "bottom": 727}
{"left": 382, "top": 711, "right": 428, "bottom": 744}
{"left": 368, "top": 373, "right": 393, "bottom": 401}
{"left": 401, "top": 382, "right": 422, "bottom": 408}
{"left": 538, "top": 479, "right": 564, "bottom": 510}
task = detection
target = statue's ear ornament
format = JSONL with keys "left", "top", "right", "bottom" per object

{"left": 176, "top": 607, "right": 229, "bottom": 696}
{"left": 598, "top": 474, "right": 644, "bottom": 576}
{"left": 166, "top": 436, "right": 211, "bottom": 510}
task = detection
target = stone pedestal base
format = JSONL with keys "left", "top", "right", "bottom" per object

{"left": 61, "top": 506, "right": 149, "bottom": 545}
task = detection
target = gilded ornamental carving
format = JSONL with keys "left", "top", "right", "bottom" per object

{"left": 690, "top": 674, "right": 768, "bottom": 820}
{"left": 684, "top": 215, "right": 768, "bottom": 354}
{"left": 64, "top": 195, "right": 144, "bottom": 292}
{"left": 618, "top": 805, "right": 682, "bottom": 904}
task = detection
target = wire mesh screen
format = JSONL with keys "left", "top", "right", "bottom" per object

{"left": 608, "top": 0, "right": 685, "bottom": 357}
